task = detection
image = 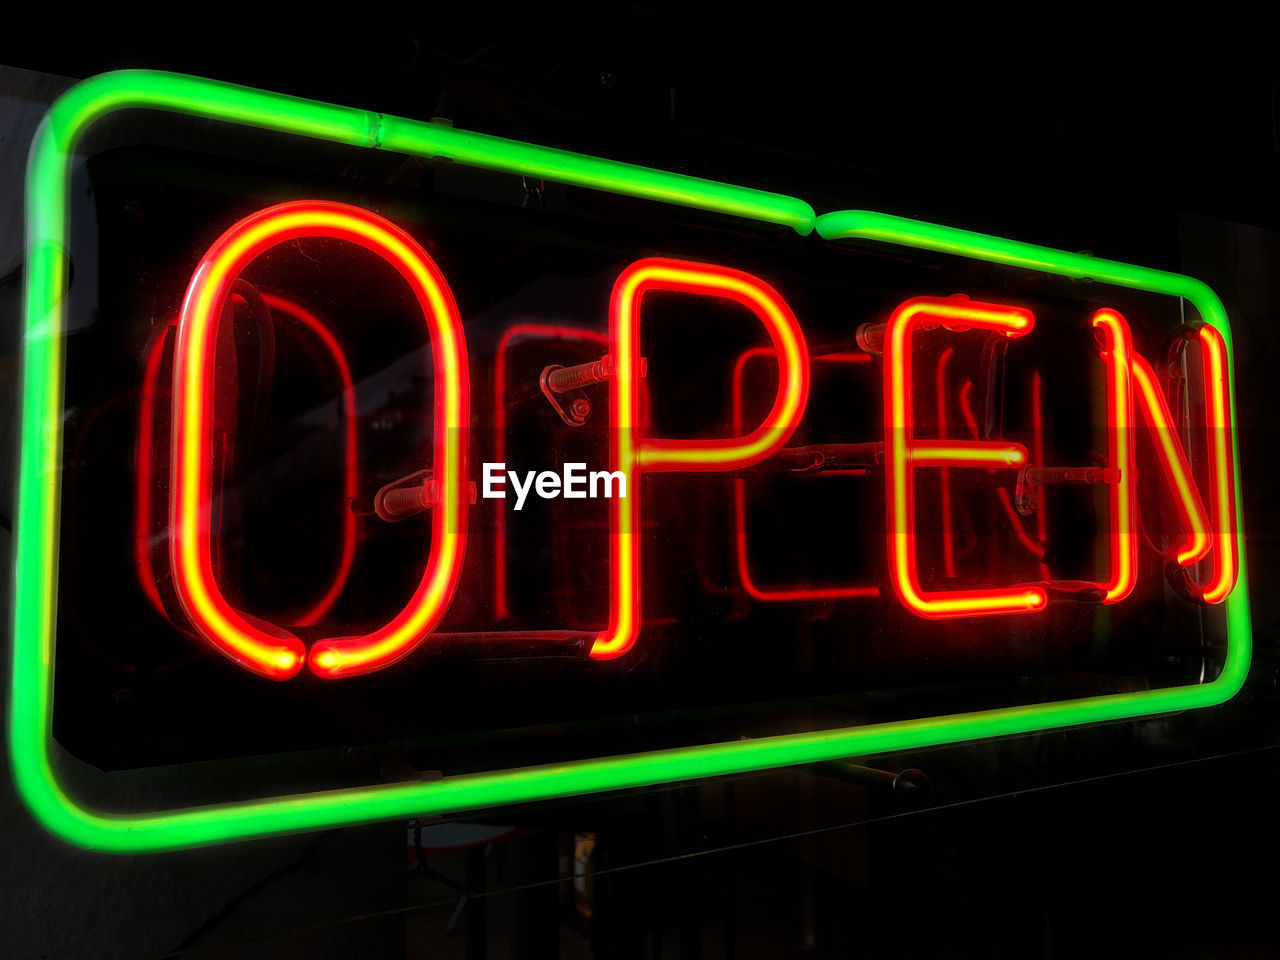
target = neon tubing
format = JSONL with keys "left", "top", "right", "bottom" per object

{"left": 492, "top": 323, "right": 609, "bottom": 621}
{"left": 12, "top": 69, "right": 816, "bottom": 851}
{"left": 9, "top": 72, "right": 1250, "bottom": 853}
{"left": 883, "top": 297, "right": 1046, "bottom": 619}
{"left": 730, "top": 348, "right": 877, "bottom": 601}
{"left": 936, "top": 348, "right": 957, "bottom": 578}
{"left": 629, "top": 263, "right": 809, "bottom": 473}
{"left": 819, "top": 208, "right": 1244, "bottom": 605}
{"left": 170, "top": 201, "right": 469, "bottom": 680}
{"left": 592, "top": 258, "right": 810, "bottom": 659}
{"left": 1089, "top": 310, "right": 1138, "bottom": 604}
{"left": 1179, "top": 325, "right": 1238, "bottom": 603}
{"left": 1130, "top": 353, "right": 1212, "bottom": 566}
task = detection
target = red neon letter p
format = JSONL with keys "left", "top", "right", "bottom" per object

{"left": 592, "top": 258, "right": 810, "bottom": 659}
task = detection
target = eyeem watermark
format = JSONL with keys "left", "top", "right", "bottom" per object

{"left": 482, "top": 463, "right": 626, "bottom": 510}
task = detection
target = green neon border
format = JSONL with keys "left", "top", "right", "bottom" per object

{"left": 8, "top": 71, "right": 1250, "bottom": 853}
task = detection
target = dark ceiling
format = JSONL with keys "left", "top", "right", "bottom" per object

{"left": 5, "top": 21, "right": 1277, "bottom": 253}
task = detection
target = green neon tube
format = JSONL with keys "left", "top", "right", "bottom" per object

{"left": 375, "top": 115, "right": 817, "bottom": 233}
{"left": 8, "top": 72, "right": 1250, "bottom": 853}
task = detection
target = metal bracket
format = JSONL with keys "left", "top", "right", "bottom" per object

{"left": 539, "top": 354, "right": 646, "bottom": 427}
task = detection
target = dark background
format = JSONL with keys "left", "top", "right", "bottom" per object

{"left": 4, "top": 17, "right": 1280, "bottom": 959}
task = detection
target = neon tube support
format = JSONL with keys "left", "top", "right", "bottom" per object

{"left": 492, "top": 323, "right": 608, "bottom": 621}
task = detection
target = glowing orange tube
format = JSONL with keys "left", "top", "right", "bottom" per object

{"left": 730, "top": 348, "right": 876, "bottom": 602}
{"left": 1130, "top": 352, "right": 1211, "bottom": 566}
{"left": 1180, "top": 324, "right": 1238, "bottom": 603}
{"left": 1089, "top": 309, "right": 1138, "bottom": 605}
{"left": 936, "top": 348, "right": 957, "bottom": 578}
{"left": 491, "top": 323, "right": 608, "bottom": 620}
{"left": 260, "top": 294, "right": 359, "bottom": 627}
{"left": 591, "top": 259, "right": 810, "bottom": 659}
{"left": 883, "top": 297, "right": 1045, "bottom": 620}
{"left": 171, "top": 201, "right": 469, "bottom": 680}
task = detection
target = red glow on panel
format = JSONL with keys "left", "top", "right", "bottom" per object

{"left": 171, "top": 200, "right": 469, "bottom": 680}
{"left": 592, "top": 258, "right": 810, "bottom": 659}
{"left": 492, "top": 323, "right": 608, "bottom": 621}
{"left": 730, "top": 347, "right": 876, "bottom": 602}
{"left": 1031, "top": 372, "right": 1051, "bottom": 581}
{"left": 883, "top": 296, "right": 1046, "bottom": 620}
{"left": 1089, "top": 309, "right": 1138, "bottom": 605}
{"left": 136, "top": 296, "right": 359, "bottom": 631}
{"left": 956, "top": 379, "right": 1045, "bottom": 560}
{"left": 259, "top": 293, "right": 359, "bottom": 627}
{"left": 135, "top": 323, "right": 176, "bottom": 620}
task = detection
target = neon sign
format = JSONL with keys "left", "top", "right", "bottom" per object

{"left": 9, "top": 70, "right": 1251, "bottom": 852}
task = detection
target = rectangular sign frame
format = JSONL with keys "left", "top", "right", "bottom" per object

{"left": 9, "top": 70, "right": 1253, "bottom": 852}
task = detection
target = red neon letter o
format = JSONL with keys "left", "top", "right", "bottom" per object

{"left": 170, "top": 200, "right": 469, "bottom": 679}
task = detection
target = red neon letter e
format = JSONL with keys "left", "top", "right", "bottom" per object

{"left": 883, "top": 296, "right": 1046, "bottom": 619}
